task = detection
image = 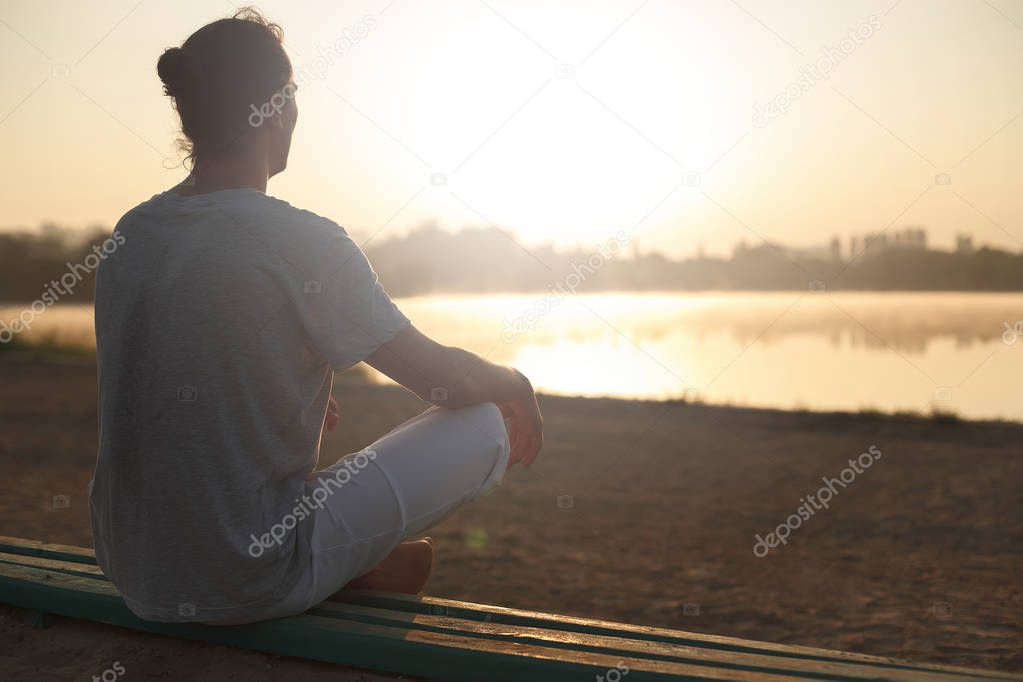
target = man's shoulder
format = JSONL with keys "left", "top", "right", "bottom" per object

{"left": 226, "top": 193, "right": 360, "bottom": 269}
{"left": 245, "top": 193, "right": 347, "bottom": 238}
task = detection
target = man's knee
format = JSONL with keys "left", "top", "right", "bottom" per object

{"left": 471, "top": 401, "right": 503, "bottom": 427}
{"left": 455, "top": 402, "right": 509, "bottom": 484}
{"left": 459, "top": 402, "right": 506, "bottom": 448}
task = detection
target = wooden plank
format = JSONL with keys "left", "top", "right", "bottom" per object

{"left": 0, "top": 536, "right": 97, "bottom": 565}
{"left": 0, "top": 552, "right": 978, "bottom": 681}
{"left": 2, "top": 542, "right": 1018, "bottom": 681}
{"left": 336, "top": 592, "right": 1021, "bottom": 681}
{"left": 0, "top": 562, "right": 813, "bottom": 682}
{"left": 309, "top": 601, "right": 999, "bottom": 682}
{"left": 0, "top": 551, "right": 106, "bottom": 580}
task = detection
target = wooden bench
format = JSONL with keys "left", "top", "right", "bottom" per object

{"left": 0, "top": 536, "right": 1017, "bottom": 681}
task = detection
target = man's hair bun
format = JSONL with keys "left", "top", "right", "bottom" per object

{"left": 157, "top": 47, "right": 198, "bottom": 98}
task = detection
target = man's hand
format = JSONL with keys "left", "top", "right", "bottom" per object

{"left": 324, "top": 396, "right": 340, "bottom": 433}
{"left": 498, "top": 377, "right": 543, "bottom": 467}
{"left": 365, "top": 327, "right": 545, "bottom": 466}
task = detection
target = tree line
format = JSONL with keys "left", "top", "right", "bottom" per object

{"left": 2, "top": 223, "right": 1021, "bottom": 303}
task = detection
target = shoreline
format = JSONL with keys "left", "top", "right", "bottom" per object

{"left": 3, "top": 346, "right": 1018, "bottom": 427}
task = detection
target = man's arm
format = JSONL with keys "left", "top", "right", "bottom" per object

{"left": 366, "top": 325, "right": 543, "bottom": 466}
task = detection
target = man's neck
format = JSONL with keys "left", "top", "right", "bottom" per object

{"left": 173, "top": 154, "right": 270, "bottom": 196}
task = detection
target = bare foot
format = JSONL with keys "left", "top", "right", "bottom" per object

{"left": 343, "top": 538, "right": 434, "bottom": 594}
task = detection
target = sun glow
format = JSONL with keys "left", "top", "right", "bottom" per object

{"left": 0, "top": 0, "right": 1020, "bottom": 258}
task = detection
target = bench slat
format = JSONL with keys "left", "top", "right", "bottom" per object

{"left": 1, "top": 541, "right": 1017, "bottom": 681}
{"left": 311, "top": 601, "right": 998, "bottom": 682}
{"left": 0, "top": 536, "right": 97, "bottom": 565}
{"left": 0, "top": 561, "right": 814, "bottom": 682}
{"left": 0, "top": 551, "right": 105, "bottom": 579}
{"left": 0, "top": 552, "right": 978, "bottom": 681}
{"left": 0, "top": 551, "right": 973, "bottom": 681}
{"left": 335, "top": 593, "right": 1017, "bottom": 680}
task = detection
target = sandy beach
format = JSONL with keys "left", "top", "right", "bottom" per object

{"left": 1, "top": 350, "right": 1020, "bottom": 680}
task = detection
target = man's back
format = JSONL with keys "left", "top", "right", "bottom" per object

{"left": 90, "top": 188, "right": 409, "bottom": 622}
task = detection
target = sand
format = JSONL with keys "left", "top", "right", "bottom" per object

{"left": 0, "top": 351, "right": 1020, "bottom": 680}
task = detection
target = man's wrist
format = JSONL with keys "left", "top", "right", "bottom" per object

{"left": 511, "top": 368, "right": 533, "bottom": 398}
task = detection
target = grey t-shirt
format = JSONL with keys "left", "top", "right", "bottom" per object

{"left": 89, "top": 188, "right": 410, "bottom": 622}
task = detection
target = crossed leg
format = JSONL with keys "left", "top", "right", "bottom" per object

{"left": 300, "top": 402, "right": 509, "bottom": 607}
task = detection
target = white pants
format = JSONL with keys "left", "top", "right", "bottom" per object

{"left": 226, "top": 402, "right": 509, "bottom": 623}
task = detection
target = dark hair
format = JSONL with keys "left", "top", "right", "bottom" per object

{"left": 157, "top": 7, "right": 291, "bottom": 166}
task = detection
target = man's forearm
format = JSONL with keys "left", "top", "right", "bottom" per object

{"left": 434, "top": 346, "right": 531, "bottom": 408}
{"left": 365, "top": 325, "right": 533, "bottom": 408}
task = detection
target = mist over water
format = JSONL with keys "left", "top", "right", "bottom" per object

{"left": 5, "top": 291, "right": 1022, "bottom": 421}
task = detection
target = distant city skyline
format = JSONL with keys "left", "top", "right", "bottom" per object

{"left": 2, "top": 217, "right": 1016, "bottom": 263}
{"left": 2, "top": 221, "right": 1021, "bottom": 307}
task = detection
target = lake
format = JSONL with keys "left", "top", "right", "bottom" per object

{"left": 3, "top": 292, "right": 1022, "bottom": 421}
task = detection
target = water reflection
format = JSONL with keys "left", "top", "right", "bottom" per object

{"left": 395, "top": 293, "right": 1023, "bottom": 420}
{"left": 4, "top": 292, "right": 1021, "bottom": 420}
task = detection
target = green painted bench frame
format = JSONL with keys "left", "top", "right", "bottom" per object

{"left": 0, "top": 537, "right": 1018, "bottom": 682}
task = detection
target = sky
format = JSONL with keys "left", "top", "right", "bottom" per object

{"left": 1, "top": 0, "right": 1021, "bottom": 258}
